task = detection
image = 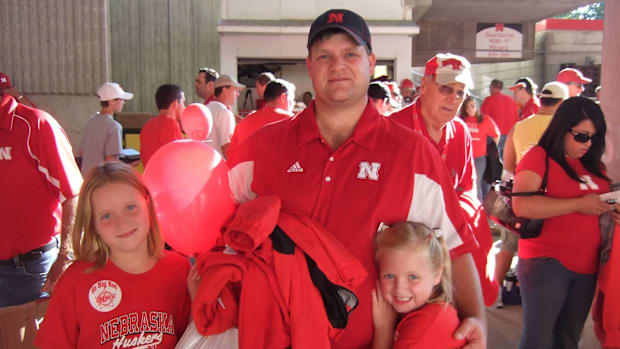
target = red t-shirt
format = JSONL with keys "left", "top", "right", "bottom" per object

{"left": 0, "top": 94, "right": 82, "bottom": 259}
{"left": 480, "top": 92, "right": 518, "bottom": 135}
{"left": 139, "top": 113, "right": 183, "bottom": 167}
{"left": 517, "top": 146, "right": 610, "bottom": 274}
{"left": 462, "top": 115, "right": 500, "bottom": 158}
{"left": 228, "top": 101, "right": 476, "bottom": 349}
{"left": 393, "top": 303, "right": 465, "bottom": 349}
{"left": 35, "top": 250, "right": 191, "bottom": 349}
{"left": 227, "top": 105, "right": 292, "bottom": 159}
{"left": 519, "top": 96, "right": 540, "bottom": 121}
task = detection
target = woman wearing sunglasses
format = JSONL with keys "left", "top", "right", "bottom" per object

{"left": 512, "top": 96, "right": 620, "bottom": 349}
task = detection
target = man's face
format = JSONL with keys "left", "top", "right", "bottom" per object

{"left": 306, "top": 32, "right": 376, "bottom": 107}
{"left": 220, "top": 86, "right": 240, "bottom": 107}
{"left": 195, "top": 72, "right": 212, "bottom": 99}
{"left": 256, "top": 82, "right": 267, "bottom": 99}
{"left": 567, "top": 82, "right": 584, "bottom": 97}
{"left": 512, "top": 87, "right": 530, "bottom": 106}
{"left": 174, "top": 92, "right": 186, "bottom": 120}
{"left": 419, "top": 76, "right": 466, "bottom": 126}
{"left": 110, "top": 98, "right": 125, "bottom": 114}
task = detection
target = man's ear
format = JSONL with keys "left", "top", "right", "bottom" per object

{"left": 368, "top": 52, "right": 376, "bottom": 76}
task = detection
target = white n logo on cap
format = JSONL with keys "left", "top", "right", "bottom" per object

{"left": 357, "top": 162, "right": 380, "bottom": 181}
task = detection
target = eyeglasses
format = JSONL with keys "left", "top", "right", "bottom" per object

{"left": 569, "top": 129, "right": 594, "bottom": 143}
{"left": 437, "top": 83, "right": 466, "bottom": 100}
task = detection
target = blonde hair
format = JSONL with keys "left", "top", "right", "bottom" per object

{"left": 374, "top": 221, "right": 453, "bottom": 305}
{"left": 72, "top": 162, "right": 164, "bottom": 270}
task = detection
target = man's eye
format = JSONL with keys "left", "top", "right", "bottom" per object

{"left": 101, "top": 213, "right": 111, "bottom": 221}
{"left": 382, "top": 274, "right": 394, "bottom": 279}
{"left": 408, "top": 274, "right": 418, "bottom": 280}
{"left": 127, "top": 204, "right": 137, "bottom": 211}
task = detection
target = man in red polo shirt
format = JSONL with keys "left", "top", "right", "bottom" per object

{"left": 195, "top": 67, "right": 219, "bottom": 105}
{"left": 556, "top": 67, "right": 592, "bottom": 97}
{"left": 390, "top": 53, "right": 500, "bottom": 309}
{"left": 0, "top": 81, "right": 82, "bottom": 347}
{"left": 509, "top": 77, "right": 540, "bottom": 121}
{"left": 228, "top": 9, "right": 486, "bottom": 349}
{"left": 481, "top": 79, "right": 518, "bottom": 159}
{"left": 227, "top": 79, "right": 295, "bottom": 159}
{"left": 140, "top": 84, "right": 185, "bottom": 167}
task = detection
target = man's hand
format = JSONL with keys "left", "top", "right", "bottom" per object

{"left": 40, "top": 252, "right": 72, "bottom": 294}
{"left": 454, "top": 316, "right": 486, "bottom": 349}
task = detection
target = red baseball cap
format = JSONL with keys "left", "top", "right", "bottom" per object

{"left": 400, "top": 78, "right": 414, "bottom": 90}
{"left": 556, "top": 68, "right": 592, "bottom": 85}
{"left": 0, "top": 72, "right": 12, "bottom": 89}
{"left": 424, "top": 53, "right": 473, "bottom": 90}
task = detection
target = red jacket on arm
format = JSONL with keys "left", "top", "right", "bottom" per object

{"left": 193, "top": 195, "right": 368, "bottom": 349}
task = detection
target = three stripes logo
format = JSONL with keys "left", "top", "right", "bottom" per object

{"left": 287, "top": 161, "right": 304, "bottom": 173}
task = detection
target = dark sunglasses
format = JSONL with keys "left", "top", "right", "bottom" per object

{"left": 569, "top": 129, "right": 594, "bottom": 143}
{"left": 437, "top": 83, "right": 466, "bottom": 100}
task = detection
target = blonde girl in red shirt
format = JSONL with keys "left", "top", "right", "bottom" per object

{"left": 371, "top": 222, "right": 465, "bottom": 349}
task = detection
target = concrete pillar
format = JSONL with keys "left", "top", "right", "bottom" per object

{"left": 601, "top": 1, "right": 620, "bottom": 180}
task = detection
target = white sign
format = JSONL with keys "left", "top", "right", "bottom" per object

{"left": 476, "top": 23, "right": 522, "bottom": 59}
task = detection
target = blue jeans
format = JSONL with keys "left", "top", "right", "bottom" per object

{"left": 0, "top": 237, "right": 58, "bottom": 307}
{"left": 517, "top": 257, "right": 597, "bottom": 349}
{"left": 474, "top": 156, "right": 487, "bottom": 201}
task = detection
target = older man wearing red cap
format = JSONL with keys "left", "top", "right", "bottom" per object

{"left": 391, "top": 53, "right": 500, "bottom": 309}
{"left": 556, "top": 67, "right": 592, "bottom": 97}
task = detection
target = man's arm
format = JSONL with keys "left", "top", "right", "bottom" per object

{"left": 40, "top": 195, "right": 77, "bottom": 293}
{"left": 452, "top": 253, "right": 487, "bottom": 349}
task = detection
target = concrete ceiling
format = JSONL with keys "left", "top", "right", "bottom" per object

{"left": 411, "top": 0, "right": 599, "bottom": 23}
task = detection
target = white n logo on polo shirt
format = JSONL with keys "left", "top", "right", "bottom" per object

{"left": 357, "top": 162, "right": 381, "bottom": 181}
{"left": 0, "top": 147, "right": 11, "bottom": 160}
{"left": 579, "top": 175, "right": 599, "bottom": 190}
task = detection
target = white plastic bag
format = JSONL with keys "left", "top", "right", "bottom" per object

{"left": 176, "top": 321, "right": 238, "bottom": 349}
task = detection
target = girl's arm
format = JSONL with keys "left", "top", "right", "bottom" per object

{"left": 372, "top": 284, "right": 397, "bottom": 349}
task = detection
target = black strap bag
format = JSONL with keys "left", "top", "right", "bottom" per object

{"left": 483, "top": 156, "right": 549, "bottom": 239}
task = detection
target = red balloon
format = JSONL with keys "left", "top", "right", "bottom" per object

{"left": 143, "top": 140, "right": 235, "bottom": 255}
{"left": 180, "top": 103, "right": 213, "bottom": 141}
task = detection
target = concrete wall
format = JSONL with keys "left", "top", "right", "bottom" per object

{"left": 109, "top": 0, "right": 221, "bottom": 113}
{"left": 542, "top": 29, "right": 602, "bottom": 84}
{"left": 220, "top": 0, "right": 412, "bottom": 21}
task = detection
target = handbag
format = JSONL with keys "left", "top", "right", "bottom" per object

{"left": 483, "top": 156, "right": 549, "bottom": 239}
{"left": 483, "top": 139, "right": 503, "bottom": 185}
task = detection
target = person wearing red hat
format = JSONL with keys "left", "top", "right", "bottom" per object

{"left": 390, "top": 53, "right": 501, "bottom": 309}
{"left": 509, "top": 77, "right": 540, "bottom": 121}
{"left": 0, "top": 72, "right": 37, "bottom": 108}
{"left": 556, "top": 67, "right": 592, "bottom": 97}
{"left": 400, "top": 78, "right": 416, "bottom": 106}
{"left": 228, "top": 10, "right": 485, "bottom": 349}
{"left": 0, "top": 72, "right": 82, "bottom": 348}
